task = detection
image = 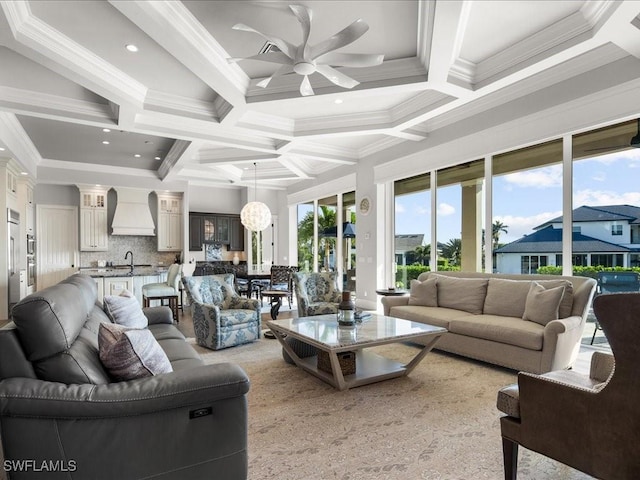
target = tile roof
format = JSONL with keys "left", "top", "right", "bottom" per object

{"left": 536, "top": 204, "right": 640, "bottom": 229}
{"left": 495, "top": 225, "right": 631, "bottom": 253}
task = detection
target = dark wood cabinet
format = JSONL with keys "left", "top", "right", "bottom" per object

{"left": 189, "top": 212, "right": 244, "bottom": 251}
{"left": 189, "top": 214, "right": 203, "bottom": 251}
{"left": 228, "top": 216, "right": 245, "bottom": 251}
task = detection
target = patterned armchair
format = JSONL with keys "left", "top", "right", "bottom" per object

{"left": 182, "top": 274, "right": 261, "bottom": 350}
{"left": 293, "top": 272, "right": 342, "bottom": 317}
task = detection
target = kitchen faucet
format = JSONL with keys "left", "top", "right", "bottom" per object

{"left": 124, "top": 251, "right": 134, "bottom": 274}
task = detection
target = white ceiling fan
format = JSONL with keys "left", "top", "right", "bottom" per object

{"left": 227, "top": 4, "right": 384, "bottom": 96}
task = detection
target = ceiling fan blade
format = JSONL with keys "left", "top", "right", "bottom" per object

{"left": 232, "top": 23, "right": 296, "bottom": 59}
{"left": 315, "top": 65, "right": 359, "bottom": 89}
{"left": 300, "top": 75, "right": 314, "bottom": 96}
{"left": 289, "top": 5, "right": 312, "bottom": 59}
{"left": 314, "top": 52, "right": 384, "bottom": 68}
{"left": 227, "top": 52, "right": 292, "bottom": 65}
{"left": 256, "top": 64, "right": 294, "bottom": 88}
{"left": 310, "top": 19, "right": 369, "bottom": 60}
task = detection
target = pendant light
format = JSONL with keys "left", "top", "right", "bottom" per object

{"left": 240, "top": 162, "right": 272, "bottom": 231}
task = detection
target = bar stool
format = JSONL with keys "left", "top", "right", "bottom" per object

{"left": 142, "top": 264, "right": 182, "bottom": 323}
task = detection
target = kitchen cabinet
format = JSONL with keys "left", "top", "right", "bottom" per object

{"left": 190, "top": 212, "right": 244, "bottom": 250}
{"left": 103, "top": 277, "right": 134, "bottom": 298}
{"left": 6, "top": 169, "right": 17, "bottom": 197}
{"left": 78, "top": 186, "right": 108, "bottom": 251}
{"left": 189, "top": 214, "right": 203, "bottom": 251}
{"left": 156, "top": 193, "right": 183, "bottom": 252}
{"left": 25, "top": 184, "right": 34, "bottom": 235}
{"left": 228, "top": 216, "right": 245, "bottom": 251}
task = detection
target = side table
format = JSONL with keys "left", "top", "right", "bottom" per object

{"left": 375, "top": 289, "right": 408, "bottom": 296}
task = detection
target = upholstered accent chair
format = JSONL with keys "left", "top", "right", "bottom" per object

{"left": 182, "top": 274, "right": 261, "bottom": 350}
{"left": 497, "top": 292, "right": 640, "bottom": 479}
{"left": 293, "top": 271, "right": 342, "bottom": 317}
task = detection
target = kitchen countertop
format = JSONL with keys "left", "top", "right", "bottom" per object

{"left": 79, "top": 265, "right": 169, "bottom": 278}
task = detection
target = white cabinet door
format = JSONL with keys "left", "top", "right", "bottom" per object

{"left": 93, "top": 277, "right": 105, "bottom": 303}
{"left": 80, "top": 209, "right": 108, "bottom": 251}
{"left": 158, "top": 212, "right": 182, "bottom": 251}
{"left": 103, "top": 277, "right": 134, "bottom": 297}
{"left": 79, "top": 187, "right": 108, "bottom": 251}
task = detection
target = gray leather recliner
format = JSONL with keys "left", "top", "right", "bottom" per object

{"left": 0, "top": 274, "right": 250, "bottom": 480}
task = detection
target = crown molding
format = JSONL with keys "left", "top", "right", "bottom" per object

{"left": 358, "top": 135, "right": 406, "bottom": 158}
{"left": 235, "top": 110, "right": 295, "bottom": 139}
{"left": 0, "top": 111, "right": 41, "bottom": 174}
{"left": 109, "top": 0, "right": 248, "bottom": 106}
{"left": 144, "top": 90, "right": 218, "bottom": 122}
{"left": 158, "top": 139, "right": 192, "bottom": 180}
{"left": 473, "top": 11, "right": 593, "bottom": 85}
{"left": 245, "top": 58, "right": 427, "bottom": 101}
{"left": 0, "top": 86, "right": 112, "bottom": 123}
{"left": 4, "top": 1, "right": 147, "bottom": 106}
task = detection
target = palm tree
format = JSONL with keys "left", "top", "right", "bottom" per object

{"left": 440, "top": 238, "right": 462, "bottom": 266}
{"left": 492, "top": 220, "right": 509, "bottom": 250}
{"left": 297, "top": 206, "right": 337, "bottom": 271}
{"left": 412, "top": 244, "right": 431, "bottom": 266}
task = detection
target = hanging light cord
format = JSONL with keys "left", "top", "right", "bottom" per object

{"left": 253, "top": 162, "right": 257, "bottom": 202}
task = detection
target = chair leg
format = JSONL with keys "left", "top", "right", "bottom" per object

{"left": 502, "top": 437, "right": 518, "bottom": 480}
{"left": 590, "top": 321, "right": 599, "bottom": 345}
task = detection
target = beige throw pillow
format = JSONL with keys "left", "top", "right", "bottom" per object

{"left": 408, "top": 277, "right": 438, "bottom": 307}
{"left": 535, "top": 280, "right": 574, "bottom": 318}
{"left": 483, "top": 278, "right": 532, "bottom": 318}
{"left": 522, "top": 282, "right": 565, "bottom": 325}
{"left": 433, "top": 275, "right": 488, "bottom": 314}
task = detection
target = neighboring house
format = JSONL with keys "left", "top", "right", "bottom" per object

{"left": 495, "top": 205, "right": 640, "bottom": 274}
{"left": 395, "top": 234, "right": 425, "bottom": 267}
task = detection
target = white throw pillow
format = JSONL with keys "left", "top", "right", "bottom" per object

{"left": 103, "top": 289, "right": 148, "bottom": 329}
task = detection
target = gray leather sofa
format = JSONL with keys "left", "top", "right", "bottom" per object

{"left": 382, "top": 271, "right": 597, "bottom": 374}
{"left": 0, "top": 274, "right": 249, "bottom": 480}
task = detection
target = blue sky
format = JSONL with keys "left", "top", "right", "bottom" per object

{"left": 395, "top": 149, "right": 640, "bottom": 245}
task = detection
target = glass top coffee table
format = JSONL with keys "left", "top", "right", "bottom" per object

{"left": 266, "top": 314, "right": 447, "bottom": 391}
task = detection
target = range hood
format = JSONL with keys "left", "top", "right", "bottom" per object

{"left": 111, "top": 187, "right": 155, "bottom": 236}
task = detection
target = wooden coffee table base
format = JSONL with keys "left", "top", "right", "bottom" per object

{"left": 267, "top": 317, "right": 445, "bottom": 391}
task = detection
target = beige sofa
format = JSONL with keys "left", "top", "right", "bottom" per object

{"left": 381, "top": 271, "right": 597, "bottom": 374}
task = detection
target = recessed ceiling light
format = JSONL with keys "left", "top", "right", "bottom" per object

{"left": 334, "top": 98, "right": 343, "bottom": 104}
{"left": 102, "top": 141, "right": 110, "bottom": 145}
{"left": 20, "top": 172, "right": 28, "bottom": 176}
{"left": 125, "top": 44, "right": 139, "bottom": 53}
{"left": 134, "top": 154, "right": 141, "bottom": 158}
{"left": 0, "top": 147, "right": 5, "bottom": 151}
{"left": 154, "top": 156, "right": 161, "bottom": 160}
{"left": 102, "top": 128, "right": 111, "bottom": 132}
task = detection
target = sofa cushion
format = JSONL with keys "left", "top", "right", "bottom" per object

{"left": 103, "top": 289, "right": 148, "bottom": 329}
{"left": 433, "top": 275, "right": 488, "bottom": 314}
{"left": 483, "top": 278, "right": 532, "bottom": 318}
{"left": 448, "top": 314, "right": 544, "bottom": 350}
{"left": 535, "top": 280, "right": 573, "bottom": 318}
{"left": 98, "top": 323, "right": 173, "bottom": 381}
{"left": 408, "top": 277, "right": 438, "bottom": 307}
{"left": 522, "top": 282, "right": 565, "bottom": 325}
{"left": 389, "top": 305, "right": 468, "bottom": 329}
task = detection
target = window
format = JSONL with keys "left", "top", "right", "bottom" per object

{"left": 437, "top": 160, "right": 484, "bottom": 272}
{"left": 572, "top": 226, "right": 581, "bottom": 233}
{"left": 493, "top": 140, "right": 562, "bottom": 275}
{"left": 612, "top": 224, "right": 622, "bottom": 236}
{"left": 591, "top": 254, "right": 624, "bottom": 268}
{"left": 521, "top": 255, "right": 548, "bottom": 274}
{"left": 394, "top": 173, "right": 430, "bottom": 288}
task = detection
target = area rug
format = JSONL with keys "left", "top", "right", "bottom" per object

{"left": 190, "top": 338, "right": 594, "bottom": 480}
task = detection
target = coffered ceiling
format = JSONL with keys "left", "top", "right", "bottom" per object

{"left": 1, "top": 1, "right": 640, "bottom": 191}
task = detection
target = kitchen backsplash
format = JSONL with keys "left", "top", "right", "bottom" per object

{"left": 80, "top": 236, "right": 177, "bottom": 268}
